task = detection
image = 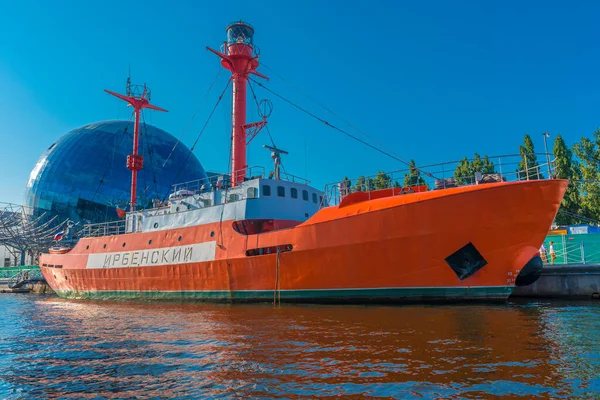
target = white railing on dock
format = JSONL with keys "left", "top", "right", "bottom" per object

{"left": 543, "top": 234, "right": 600, "bottom": 266}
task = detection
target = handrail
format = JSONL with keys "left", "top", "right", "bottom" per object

{"left": 79, "top": 219, "right": 126, "bottom": 238}
{"left": 324, "top": 154, "right": 557, "bottom": 206}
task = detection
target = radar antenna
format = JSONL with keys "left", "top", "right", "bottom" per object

{"left": 263, "top": 145, "right": 288, "bottom": 180}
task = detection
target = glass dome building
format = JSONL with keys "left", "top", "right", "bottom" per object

{"left": 25, "top": 120, "right": 207, "bottom": 224}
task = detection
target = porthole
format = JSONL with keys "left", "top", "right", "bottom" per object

{"left": 210, "top": 231, "right": 215, "bottom": 237}
{"left": 176, "top": 206, "right": 180, "bottom": 212}
{"left": 153, "top": 223, "right": 159, "bottom": 229}
{"left": 103, "top": 244, "right": 107, "bottom": 249}
{"left": 122, "top": 242, "right": 126, "bottom": 247}
{"left": 148, "top": 239, "right": 152, "bottom": 245}
{"left": 178, "top": 236, "right": 182, "bottom": 242}
{"left": 86, "top": 245, "right": 89, "bottom": 250}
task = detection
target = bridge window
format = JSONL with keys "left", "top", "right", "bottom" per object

{"left": 277, "top": 186, "right": 285, "bottom": 197}
{"left": 312, "top": 193, "right": 318, "bottom": 203}
{"left": 262, "top": 185, "right": 271, "bottom": 196}
{"left": 291, "top": 188, "right": 298, "bottom": 199}
{"left": 229, "top": 194, "right": 240, "bottom": 202}
{"left": 247, "top": 187, "right": 258, "bottom": 198}
{"left": 319, "top": 195, "right": 323, "bottom": 205}
{"left": 302, "top": 190, "right": 309, "bottom": 201}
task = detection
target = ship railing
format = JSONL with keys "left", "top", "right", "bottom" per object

{"left": 79, "top": 219, "right": 127, "bottom": 238}
{"left": 324, "top": 153, "right": 557, "bottom": 206}
{"left": 172, "top": 166, "right": 267, "bottom": 193}
{"left": 278, "top": 172, "right": 310, "bottom": 185}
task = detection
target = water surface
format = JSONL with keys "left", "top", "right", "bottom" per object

{"left": 1, "top": 295, "right": 599, "bottom": 398}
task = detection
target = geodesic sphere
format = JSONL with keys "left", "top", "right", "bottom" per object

{"left": 25, "top": 120, "right": 207, "bottom": 224}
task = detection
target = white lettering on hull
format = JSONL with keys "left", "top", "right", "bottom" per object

{"left": 86, "top": 242, "right": 216, "bottom": 269}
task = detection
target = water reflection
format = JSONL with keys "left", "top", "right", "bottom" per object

{"left": 0, "top": 296, "right": 599, "bottom": 398}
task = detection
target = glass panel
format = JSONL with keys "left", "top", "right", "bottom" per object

{"left": 262, "top": 185, "right": 271, "bottom": 196}
{"left": 302, "top": 190, "right": 309, "bottom": 201}
{"left": 312, "top": 193, "right": 317, "bottom": 203}
{"left": 277, "top": 186, "right": 285, "bottom": 197}
{"left": 24, "top": 120, "right": 208, "bottom": 225}
{"left": 291, "top": 188, "right": 298, "bottom": 199}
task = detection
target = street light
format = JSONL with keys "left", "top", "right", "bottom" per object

{"left": 542, "top": 132, "right": 551, "bottom": 178}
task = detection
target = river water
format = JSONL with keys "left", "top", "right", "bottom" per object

{"left": 0, "top": 296, "right": 599, "bottom": 399}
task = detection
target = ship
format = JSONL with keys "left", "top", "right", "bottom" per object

{"left": 40, "top": 22, "right": 568, "bottom": 303}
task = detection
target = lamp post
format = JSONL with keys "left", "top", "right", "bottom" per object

{"left": 542, "top": 132, "right": 551, "bottom": 178}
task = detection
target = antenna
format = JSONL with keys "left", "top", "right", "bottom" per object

{"left": 105, "top": 82, "right": 168, "bottom": 213}
{"left": 264, "top": 145, "right": 289, "bottom": 180}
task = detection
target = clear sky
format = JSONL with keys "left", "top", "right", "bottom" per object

{"left": 1, "top": 0, "right": 599, "bottom": 205}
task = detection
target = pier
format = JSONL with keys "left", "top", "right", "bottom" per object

{"left": 512, "top": 264, "right": 600, "bottom": 299}
{"left": 0, "top": 266, "right": 50, "bottom": 294}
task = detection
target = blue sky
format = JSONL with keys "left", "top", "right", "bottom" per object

{"left": 1, "top": 0, "right": 599, "bottom": 205}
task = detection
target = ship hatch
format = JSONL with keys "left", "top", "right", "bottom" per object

{"left": 444, "top": 242, "right": 488, "bottom": 280}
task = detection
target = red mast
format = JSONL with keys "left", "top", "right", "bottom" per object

{"left": 105, "top": 80, "right": 168, "bottom": 211}
{"left": 207, "top": 21, "right": 268, "bottom": 187}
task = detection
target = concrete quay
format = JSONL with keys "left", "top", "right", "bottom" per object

{"left": 511, "top": 264, "right": 600, "bottom": 300}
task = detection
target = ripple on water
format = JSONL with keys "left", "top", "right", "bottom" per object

{"left": 0, "top": 297, "right": 599, "bottom": 398}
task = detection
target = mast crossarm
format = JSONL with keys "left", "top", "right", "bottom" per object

{"left": 243, "top": 118, "right": 268, "bottom": 145}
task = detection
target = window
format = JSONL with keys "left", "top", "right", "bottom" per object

{"left": 291, "top": 188, "right": 298, "bottom": 199}
{"left": 319, "top": 196, "right": 323, "bottom": 205}
{"left": 229, "top": 194, "right": 240, "bottom": 202}
{"left": 263, "top": 185, "right": 271, "bottom": 196}
{"left": 312, "top": 193, "right": 318, "bottom": 203}
{"left": 302, "top": 190, "right": 309, "bottom": 201}
{"left": 277, "top": 186, "right": 285, "bottom": 197}
{"left": 247, "top": 187, "right": 258, "bottom": 198}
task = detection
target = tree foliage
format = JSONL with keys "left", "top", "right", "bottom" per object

{"left": 572, "top": 129, "right": 600, "bottom": 222}
{"left": 454, "top": 154, "right": 496, "bottom": 185}
{"left": 373, "top": 171, "right": 392, "bottom": 190}
{"left": 354, "top": 175, "right": 374, "bottom": 192}
{"left": 402, "top": 160, "right": 425, "bottom": 187}
{"left": 517, "top": 134, "right": 542, "bottom": 180}
{"left": 553, "top": 135, "right": 581, "bottom": 225}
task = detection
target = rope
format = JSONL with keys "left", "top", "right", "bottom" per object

{"left": 247, "top": 80, "right": 288, "bottom": 175}
{"left": 161, "top": 78, "right": 232, "bottom": 202}
{"left": 259, "top": 62, "right": 427, "bottom": 176}
{"left": 89, "top": 114, "right": 134, "bottom": 221}
{"left": 274, "top": 246, "right": 281, "bottom": 306}
{"left": 161, "top": 69, "right": 223, "bottom": 168}
{"left": 141, "top": 112, "right": 159, "bottom": 198}
{"left": 247, "top": 79, "right": 276, "bottom": 147}
{"left": 248, "top": 77, "right": 437, "bottom": 179}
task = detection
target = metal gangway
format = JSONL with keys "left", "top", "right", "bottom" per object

{"left": 7, "top": 268, "right": 46, "bottom": 290}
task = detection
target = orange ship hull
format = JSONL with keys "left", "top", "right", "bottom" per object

{"left": 40, "top": 179, "right": 567, "bottom": 302}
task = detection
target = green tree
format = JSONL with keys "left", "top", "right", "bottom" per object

{"left": 553, "top": 135, "right": 581, "bottom": 225}
{"left": 517, "top": 134, "right": 542, "bottom": 180}
{"left": 403, "top": 159, "right": 425, "bottom": 187}
{"left": 354, "top": 176, "right": 374, "bottom": 192}
{"left": 572, "top": 129, "right": 600, "bottom": 221}
{"left": 454, "top": 154, "right": 496, "bottom": 185}
{"left": 482, "top": 155, "right": 495, "bottom": 174}
{"left": 373, "top": 171, "right": 391, "bottom": 190}
{"left": 454, "top": 157, "right": 472, "bottom": 185}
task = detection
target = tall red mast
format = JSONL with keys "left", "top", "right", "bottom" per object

{"left": 207, "top": 21, "right": 268, "bottom": 187}
{"left": 105, "top": 81, "right": 168, "bottom": 211}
